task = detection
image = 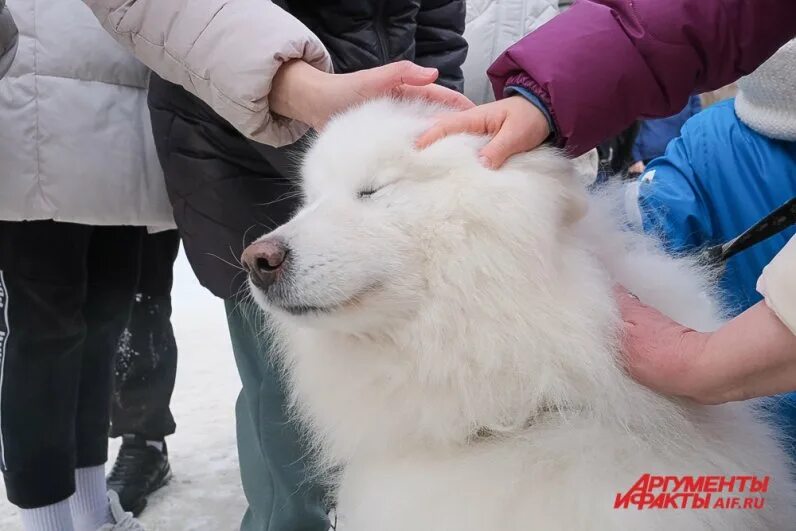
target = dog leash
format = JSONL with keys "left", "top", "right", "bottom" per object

{"left": 703, "top": 197, "right": 796, "bottom": 263}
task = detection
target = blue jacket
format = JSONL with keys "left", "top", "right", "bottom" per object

{"left": 632, "top": 99, "right": 796, "bottom": 445}
{"left": 634, "top": 99, "right": 796, "bottom": 314}
{"left": 631, "top": 95, "right": 702, "bottom": 163}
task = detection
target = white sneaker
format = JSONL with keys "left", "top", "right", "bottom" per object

{"left": 98, "top": 491, "right": 147, "bottom": 530}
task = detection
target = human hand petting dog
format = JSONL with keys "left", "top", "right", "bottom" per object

{"left": 616, "top": 288, "right": 796, "bottom": 405}
{"left": 415, "top": 95, "right": 550, "bottom": 169}
{"left": 269, "top": 60, "right": 474, "bottom": 131}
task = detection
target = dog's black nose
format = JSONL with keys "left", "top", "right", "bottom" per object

{"left": 242, "top": 237, "right": 288, "bottom": 290}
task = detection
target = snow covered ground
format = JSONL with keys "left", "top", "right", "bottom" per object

{"left": 0, "top": 250, "right": 248, "bottom": 530}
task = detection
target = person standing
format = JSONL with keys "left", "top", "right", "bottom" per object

{"left": 0, "top": 0, "right": 173, "bottom": 529}
{"left": 107, "top": 230, "right": 180, "bottom": 516}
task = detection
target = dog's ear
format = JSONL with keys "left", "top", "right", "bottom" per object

{"left": 509, "top": 149, "right": 589, "bottom": 227}
{"left": 561, "top": 185, "right": 589, "bottom": 226}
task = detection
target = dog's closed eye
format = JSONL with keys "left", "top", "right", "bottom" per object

{"left": 358, "top": 183, "right": 393, "bottom": 199}
{"left": 358, "top": 180, "right": 398, "bottom": 200}
{"left": 358, "top": 188, "right": 379, "bottom": 199}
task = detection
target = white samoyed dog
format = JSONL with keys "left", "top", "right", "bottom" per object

{"left": 243, "top": 99, "right": 795, "bottom": 530}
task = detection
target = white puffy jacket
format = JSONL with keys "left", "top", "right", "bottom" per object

{"left": 0, "top": 0, "right": 173, "bottom": 229}
{"left": 462, "top": 0, "right": 558, "bottom": 104}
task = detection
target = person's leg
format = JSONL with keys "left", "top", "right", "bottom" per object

{"left": 0, "top": 220, "right": 93, "bottom": 531}
{"left": 71, "top": 226, "right": 143, "bottom": 530}
{"left": 225, "top": 299, "right": 329, "bottom": 531}
{"left": 148, "top": 75, "right": 329, "bottom": 531}
{"left": 111, "top": 229, "right": 180, "bottom": 441}
{"left": 108, "top": 229, "right": 179, "bottom": 515}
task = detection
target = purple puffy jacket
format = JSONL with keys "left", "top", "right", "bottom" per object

{"left": 488, "top": 0, "right": 796, "bottom": 156}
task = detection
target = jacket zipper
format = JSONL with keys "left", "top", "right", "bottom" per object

{"left": 374, "top": 0, "right": 389, "bottom": 63}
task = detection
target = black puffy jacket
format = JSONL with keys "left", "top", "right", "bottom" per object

{"left": 149, "top": 0, "right": 467, "bottom": 298}
{"left": 279, "top": 0, "right": 466, "bottom": 89}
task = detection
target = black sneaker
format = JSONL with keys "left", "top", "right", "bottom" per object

{"left": 107, "top": 435, "right": 172, "bottom": 516}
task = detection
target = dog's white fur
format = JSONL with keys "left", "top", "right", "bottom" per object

{"left": 249, "top": 99, "right": 795, "bottom": 530}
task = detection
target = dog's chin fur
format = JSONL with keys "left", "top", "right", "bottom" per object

{"left": 250, "top": 99, "right": 796, "bottom": 530}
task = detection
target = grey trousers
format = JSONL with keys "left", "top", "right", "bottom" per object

{"left": 225, "top": 300, "right": 330, "bottom": 531}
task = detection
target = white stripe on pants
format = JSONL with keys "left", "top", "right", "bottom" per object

{"left": 0, "top": 269, "right": 10, "bottom": 470}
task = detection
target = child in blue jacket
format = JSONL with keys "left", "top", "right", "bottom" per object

{"left": 629, "top": 39, "right": 796, "bottom": 452}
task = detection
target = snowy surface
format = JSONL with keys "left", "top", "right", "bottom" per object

{"left": 0, "top": 250, "right": 248, "bottom": 530}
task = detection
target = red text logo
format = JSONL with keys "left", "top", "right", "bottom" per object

{"left": 614, "top": 474, "right": 768, "bottom": 510}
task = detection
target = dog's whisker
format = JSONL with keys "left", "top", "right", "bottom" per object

{"left": 205, "top": 252, "right": 245, "bottom": 272}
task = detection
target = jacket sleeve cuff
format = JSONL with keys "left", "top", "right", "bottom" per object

{"left": 757, "top": 236, "right": 796, "bottom": 336}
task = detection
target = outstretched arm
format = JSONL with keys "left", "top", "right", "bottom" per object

{"left": 618, "top": 287, "right": 796, "bottom": 405}
{"left": 489, "top": 0, "right": 796, "bottom": 156}
{"left": 85, "top": 0, "right": 473, "bottom": 145}
{"left": 419, "top": 0, "right": 796, "bottom": 166}
{"left": 84, "top": 0, "right": 332, "bottom": 146}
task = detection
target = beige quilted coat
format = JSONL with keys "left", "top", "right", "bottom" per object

{"left": 85, "top": 0, "right": 333, "bottom": 147}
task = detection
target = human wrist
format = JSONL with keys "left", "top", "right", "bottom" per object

{"left": 692, "top": 302, "right": 796, "bottom": 404}
{"left": 269, "top": 60, "right": 328, "bottom": 127}
{"left": 676, "top": 329, "right": 718, "bottom": 403}
{"left": 505, "top": 88, "right": 553, "bottom": 141}
{"left": 506, "top": 95, "right": 552, "bottom": 150}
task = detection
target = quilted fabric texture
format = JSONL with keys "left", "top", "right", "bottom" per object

{"left": 462, "top": 0, "right": 558, "bottom": 104}
{"left": 0, "top": 0, "right": 173, "bottom": 228}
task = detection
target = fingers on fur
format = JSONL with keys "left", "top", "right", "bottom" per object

{"left": 478, "top": 125, "right": 525, "bottom": 169}
{"left": 428, "top": 85, "right": 476, "bottom": 110}
{"left": 415, "top": 112, "right": 476, "bottom": 148}
{"left": 401, "top": 85, "right": 475, "bottom": 111}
